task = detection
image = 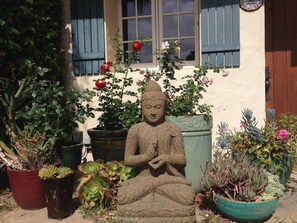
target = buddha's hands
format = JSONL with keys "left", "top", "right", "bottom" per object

{"left": 148, "top": 155, "right": 168, "bottom": 169}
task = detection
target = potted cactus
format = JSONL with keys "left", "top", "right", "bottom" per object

{"left": 200, "top": 151, "right": 285, "bottom": 222}
{"left": 38, "top": 165, "right": 74, "bottom": 219}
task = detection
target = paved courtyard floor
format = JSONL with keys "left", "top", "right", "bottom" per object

{"left": 1, "top": 172, "right": 296, "bottom": 223}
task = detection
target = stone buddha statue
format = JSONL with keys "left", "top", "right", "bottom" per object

{"left": 117, "top": 81, "right": 196, "bottom": 223}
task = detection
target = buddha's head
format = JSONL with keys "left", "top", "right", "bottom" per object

{"left": 141, "top": 81, "right": 166, "bottom": 125}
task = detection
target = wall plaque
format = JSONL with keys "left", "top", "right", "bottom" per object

{"left": 240, "top": 0, "right": 263, "bottom": 11}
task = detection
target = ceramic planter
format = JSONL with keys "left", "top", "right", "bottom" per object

{"left": 41, "top": 174, "right": 74, "bottom": 219}
{"left": 166, "top": 115, "right": 213, "bottom": 192}
{"left": 7, "top": 168, "right": 46, "bottom": 209}
{"left": 58, "top": 142, "right": 83, "bottom": 170}
{"left": 87, "top": 128, "right": 127, "bottom": 162}
{"left": 215, "top": 195, "right": 278, "bottom": 222}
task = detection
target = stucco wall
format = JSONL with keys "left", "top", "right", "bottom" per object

{"left": 62, "top": 1, "right": 265, "bottom": 146}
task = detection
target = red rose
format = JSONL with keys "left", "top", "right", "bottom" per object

{"left": 132, "top": 41, "right": 143, "bottom": 51}
{"left": 104, "top": 61, "right": 112, "bottom": 67}
{"left": 100, "top": 61, "right": 112, "bottom": 73}
{"left": 95, "top": 78, "right": 106, "bottom": 89}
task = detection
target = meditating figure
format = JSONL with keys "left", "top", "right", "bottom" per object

{"left": 117, "top": 81, "right": 196, "bottom": 223}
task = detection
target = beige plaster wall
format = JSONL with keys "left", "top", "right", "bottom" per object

{"left": 62, "top": 1, "right": 266, "bottom": 145}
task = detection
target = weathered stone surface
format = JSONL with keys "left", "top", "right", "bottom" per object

{"left": 116, "top": 81, "right": 196, "bottom": 223}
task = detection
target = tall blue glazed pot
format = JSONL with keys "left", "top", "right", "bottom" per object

{"left": 166, "top": 115, "right": 212, "bottom": 192}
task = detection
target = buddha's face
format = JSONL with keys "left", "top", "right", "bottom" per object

{"left": 142, "top": 98, "right": 165, "bottom": 125}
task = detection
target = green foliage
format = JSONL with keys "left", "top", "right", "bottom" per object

{"left": 200, "top": 150, "right": 268, "bottom": 202}
{"left": 38, "top": 165, "right": 73, "bottom": 179}
{"left": 216, "top": 108, "right": 297, "bottom": 176}
{"left": 0, "top": 1, "right": 75, "bottom": 171}
{"left": 0, "top": 0, "right": 63, "bottom": 81}
{"left": 76, "top": 160, "right": 134, "bottom": 210}
{"left": 94, "top": 33, "right": 141, "bottom": 130}
{"left": 17, "top": 79, "right": 95, "bottom": 145}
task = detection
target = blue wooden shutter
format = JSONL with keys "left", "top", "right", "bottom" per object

{"left": 201, "top": 0, "right": 240, "bottom": 67}
{"left": 71, "top": 0, "right": 105, "bottom": 75}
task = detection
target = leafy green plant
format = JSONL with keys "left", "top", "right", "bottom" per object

{"left": 75, "top": 160, "right": 134, "bottom": 210}
{"left": 0, "top": 0, "right": 63, "bottom": 81}
{"left": 93, "top": 33, "right": 142, "bottom": 130}
{"left": 217, "top": 108, "right": 297, "bottom": 175}
{"left": 38, "top": 165, "right": 73, "bottom": 179}
{"left": 200, "top": 150, "right": 268, "bottom": 202}
{"left": 18, "top": 79, "right": 95, "bottom": 145}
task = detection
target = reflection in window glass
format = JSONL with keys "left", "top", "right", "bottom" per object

{"left": 163, "top": 15, "right": 178, "bottom": 38}
{"left": 180, "top": 0, "right": 194, "bottom": 12}
{"left": 138, "top": 18, "right": 152, "bottom": 37}
{"left": 122, "top": 0, "right": 135, "bottom": 17}
{"left": 138, "top": 0, "right": 152, "bottom": 16}
{"left": 139, "top": 42, "right": 153, "bottom": 63}
{"left": 123, "top": 19, "right": 136, "bottom": 41}
{"left": 162, "top": 0, "right": 177, "bottom": 13}
{"left": 180, "top": 38, "right": 195, "bottom": 61}
{"left": 180, "top": 14, "right": 194, "bottom": 36}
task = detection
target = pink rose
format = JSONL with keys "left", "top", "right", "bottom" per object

{"left": 276, "top": 129, "right": 288, "bottom": 139}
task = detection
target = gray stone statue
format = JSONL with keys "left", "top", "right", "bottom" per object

{"left": 117, "top": 81, "right": 196, "bottom": 223}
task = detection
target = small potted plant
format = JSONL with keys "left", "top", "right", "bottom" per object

{"left": 38, "top": 165, "right": 74, "bottom": 219}
{"left": 217, "top": 108, "right": 297, "bottom": 184}
{"left": 87, "top": 33, "right": 142, "bottom": 161}
{"left": 200, "top": 150, "right": 285, "bottom": 222}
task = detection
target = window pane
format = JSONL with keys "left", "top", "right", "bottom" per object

{"left": 138, "top": 0, "right": 151, "bottom": 16}
{"left": 162, "top": 0, "right": 177, "bottom": 13}
{"left": 123, "top": 19, "right": 136, "bottom": 40}
{"left": 138, "top": 18, "right": 152, "bottom": 37}
{"left": 180, "top": 14, "right": 194, "bottom": 36}
{"left": 122, "top": 0, "right": 135, "bottom": 17}
{"left": 180, "top": 38, "right": 195, "bottom": 61}
{"left": 163, "top": 15, "right": 178, "bottom": 38}
{"left": 139, "top": 42, "right": 153, "bottom": 63}
{"left": 179, "top": 0, "right": 194, "bottom": 12}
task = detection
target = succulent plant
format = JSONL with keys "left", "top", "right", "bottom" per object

{"left": 56, "top": 167, "right": 73, "bottom": 179}
{"left": 200, "top": 151, "right": 268, "bottom": 202}
{"left": 78, "top": 161, "right": 101, "bottom": 175}
{"left": 75, "top": 160, "right": 135, "bottom": 210}
{"left": 77, "top": 176, "right": 111, "bottom": 209}
{"left": 38, "top": 165, "right": 59, "bottom": 179}
{"left": 38, "top": 165, "right": 73, "bottom": 180}
{"left": 257, "top": 172, "right": 285, "bottom": 201}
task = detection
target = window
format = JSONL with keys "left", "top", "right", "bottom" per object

{"left": 121, "top": 0, "right": 240, "bottom": 67}
{"left": 121, "top": 0, "right": 198, "bottom": 65}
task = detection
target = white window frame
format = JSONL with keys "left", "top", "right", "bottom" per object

{"left": 119, "top": 0, "right": 200, "bottom": 68}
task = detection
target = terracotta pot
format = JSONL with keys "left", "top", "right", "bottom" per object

{"left": 7, "top": 168, "right": 46, "bottom": 209}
